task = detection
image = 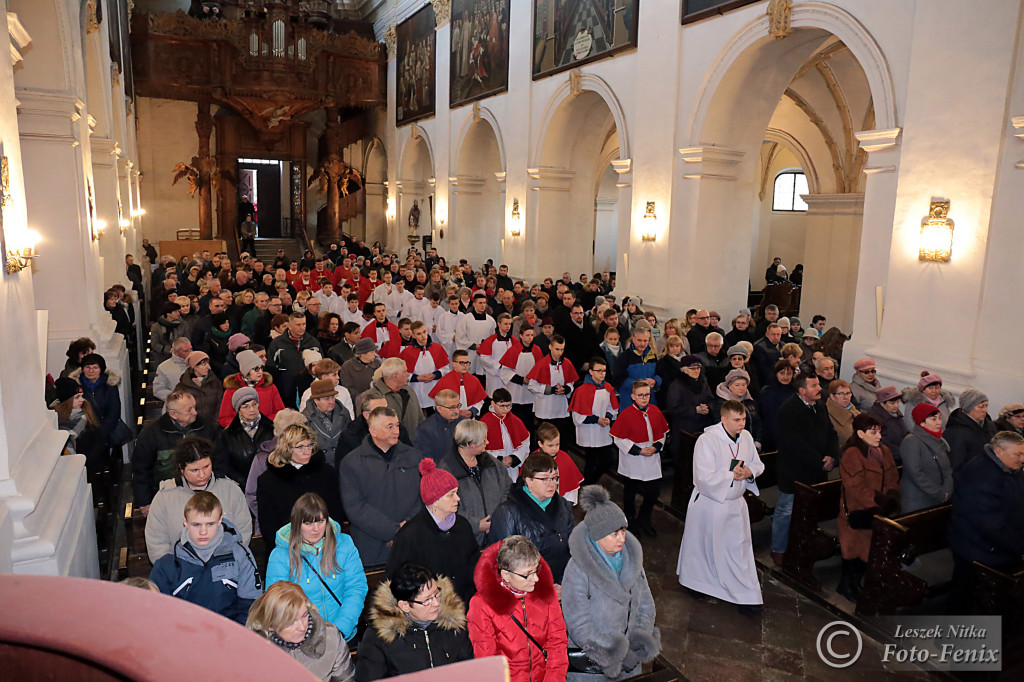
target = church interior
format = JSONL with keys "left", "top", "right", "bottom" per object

{"left": 1, "top": 0, "right": 1023, "bottom": 679}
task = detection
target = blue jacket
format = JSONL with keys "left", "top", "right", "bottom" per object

{"left": 149, "top": 519, "right": 262, "bottom": 625}
{"left": 613, "top": 344, "right": 661, "bottom": 410}
{"left": 413, "top": 412, "right": 465, "bottom": 463}
{"left": 947, "top": 445, "right": 1024, "bottom": 567}
{"left": 71, "top": 368, "right": 122, "bottom": 445}
{"left": 266, "top": 519, "right": 368, "bottom": 641}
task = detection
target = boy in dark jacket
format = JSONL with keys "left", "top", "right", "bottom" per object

{"left": 150, "top": 491, "right": 263, "bottom": 625}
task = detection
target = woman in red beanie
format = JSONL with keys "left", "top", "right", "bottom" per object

{"left": 899, "top": 403, "right": 953, "bottom": 513}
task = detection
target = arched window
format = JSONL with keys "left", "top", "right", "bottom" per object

{"left": 772, "top": 169, "right": 809, "bottom": 212}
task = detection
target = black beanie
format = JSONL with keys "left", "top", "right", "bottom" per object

{"left": 80, "top": 353, "right": 106, "bottom": 373}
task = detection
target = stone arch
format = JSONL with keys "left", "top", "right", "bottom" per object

{"left": 764, "top": 127, "right": 821, "bottom": 194}
{"left": 450, "top": 117, "right": 504, "bottom": 265}
{"left": 531, "top": 72, "right": 630, "bottom": 168}
{"left": 10, "top": 0, "right": 78, "bottom": 94}
{"left": 362, "top": 138, "right": 388, "bottom": 246}
{"left": 398, "top": 128, "right": 435, "bottom": 181}
{"left": 451, "top": 106, "right": 506, "bottom": 177}
{"left": 397, "top": 131, "right": 435, "bottom": 248}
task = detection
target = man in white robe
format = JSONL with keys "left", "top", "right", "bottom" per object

{"left": 676, "top": 399, "right": 765, "bottom": 612}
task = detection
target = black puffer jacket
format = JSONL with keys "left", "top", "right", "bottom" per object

{"left": 256, "top": 450, "right": 343, "bottom": 541}
{"left": 488, "top": 482, "right": 575, "bottom": 583}
{"left": 945, "top": 408, "right": 998, "bottom": 474}
{"left": 216, "top": 413, "right": 274, "bottom": 488}
{"left": 132, "top": 413, "right": 219, "bottom": 506}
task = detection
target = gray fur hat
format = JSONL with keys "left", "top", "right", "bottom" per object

{"left": 959, "top": 388, "right": 989, "bottom": 414}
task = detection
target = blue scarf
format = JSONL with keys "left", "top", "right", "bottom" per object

{"left": 81, "top": 375, "right": 102, "bottom": 392}
{"left": 590, "top": 537, "right": 624, "bottom": 575}
{"left": 524, "top": 487, "right": 552, "bottom": 510}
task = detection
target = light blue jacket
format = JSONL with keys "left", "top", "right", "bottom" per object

{"left": 266, "top": 519, "right": 368, "bottom": 641}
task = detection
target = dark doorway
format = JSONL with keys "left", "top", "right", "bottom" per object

{"left": 237, "top": 158, "right": 285, "bottom": 238}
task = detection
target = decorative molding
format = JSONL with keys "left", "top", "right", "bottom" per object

{"left": 758, "top": 141, "right": 780, "bottom": 200}
{"left": 854, "top": 127, "right": 901, "bottom": 152}
{"left": 448, "top": 175, "right": 485, "bottom": 196}
{"left": 8, "top": 12, "right": 32, "bottom": 66}
{"left": 383, "top": 24, "right": 397, "bottom": 60}
{"left": 679, "top": 146, "right": 745, "bottom": 180}
{"left": 472, "top": 102, "right": 480, "bottom": 122}
{"left": 783, "top": 88, "right": 845, "bottom": 193}
{"left": 766, "top": 0, "right": 793, "bottom": 40}
{"left": 568, "top": 68, "right": 582, "bottom": 98}
{"left": 610, "top": 158, "right": 631, "bottom": 175}
{"left": 494, "top": 171, "right": 507, "bottom": 188}
{"left": 1, "top": 155, "right": 11, "bottom": 208}
{"left": 431, "top": 0, "right": 451, "bottom": 29}
{"left": 531, "top": 72, "right": 630, "bottom": 166}
{"left": 802, "top": 193, "right": 865, "bottom": 215}
{"left": 452, "top": 105, "right": 507, "bottom": 177}
{"left": 86, "top": 0, "right": 99, "bottom": 35}
{"left": 527, "top": 167, "right": 575, "bottom": 192}
{"left": 816, "top": 59, "right": 859, "bottom": 191}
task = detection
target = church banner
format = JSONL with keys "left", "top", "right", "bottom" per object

{"left": 450, "top": 0, "right": 511, "bottom": 108}
{"left": 532, "top": 0, "right": 640, "bottom": 80}
{"left": 397, "top": 4, "right": 437, "bottom": 126}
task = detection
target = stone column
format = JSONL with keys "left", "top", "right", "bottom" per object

{"left": 611, "top": 159, "right": 632, "bottom": 283}
{"left": 447, "top": 174, "right": 484, "bottom": 262}
{"left": 91, "top": 137, "right": 127, "bottom": 290}
{"left": 322, "top": 107, "right": 342, "bottom": 243}
{"left": 800, "top": 193, "right": 865, "bottom": 332}
{"left": 526, "top": 167, "right": 575, "bottom": 282}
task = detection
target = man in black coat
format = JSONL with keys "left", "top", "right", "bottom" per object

{"left": 751, "top": 323, "right": 784, "bottom": 387}
{"left": 557, "top": 303, "right": 599, "bottom": 378}
{"left": 772, "top": 374, "right": 838, "bottom": 566}
{"left": 947, "top": 431, "right": 1024, "bottom": 613}
{"left": 686, "top": 309, "right": 713, "bottom": 355}
{"left": 267, "top": 312, "right": 322, "bottom": 409}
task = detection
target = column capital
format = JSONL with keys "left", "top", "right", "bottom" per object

{"left": 802, "top": 193, "right": 865, "bottom": 215}
{"left": 679, "top": 146, "right": 744, "bottom": 180}
{"left": 527, "top": 167, "right": 575, "bottom": 192}
{"left": 448, "top": 175, "right": 485, "bottom": 195}
{"left": 855, "top": 128, "right": 902, "bottom": 174}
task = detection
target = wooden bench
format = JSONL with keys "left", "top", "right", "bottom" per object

{"left": 350, "top": 564, "right": 387, "bottom": 652}
{"left": 120, "top": 502, "right": 154, "bottom": 579}
{"left": 973, "top": 559, "right": 1024, "bottom": 624}
{"left": 856, "top": 504, "right": 952, "bottom": 616}
{"left": 782, "top": 479, "right": 841, "bottom": 590}
{"left": 744, "top": 450, "right": 777, "bottom": 523}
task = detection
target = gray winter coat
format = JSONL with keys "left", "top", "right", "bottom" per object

{"left": 438, "top": 447, "right": 511, "bottom": 545}
{"left": 901, "top": 387, "right": 956, "bottom": 431}
{"left": 899, "top": 425, "right": 953, "bottom": 513}
{"left": 338, "top": 436, "right": 424, "bottom": 566}
{"left": 277, "top": 609, "right": 355, "bottom": 682}
{"left": 849, "top": 374, "right": 879, "bottom": 412}
{"left": 562, "top": 523, "right": 661, "bottom": 680}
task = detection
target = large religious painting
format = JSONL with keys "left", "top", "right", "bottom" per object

{"left": 396, "top": 4, "right": 437, "bottom": 126}
{"left": 532, "top": 0, "right": 640, "bottom": 80}
{"left": 681, "top": 0, "right": 760, "bottom": 25}
{"left": 450, "top": 0, "right": 511, "bottom": 108}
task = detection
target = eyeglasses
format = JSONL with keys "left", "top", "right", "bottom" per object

{"left": 860, "top": 369, "right": 877, "bottom": 374}
{"left": 438, "top": 402, "right": 462, "bottom": 410}
{"left": 251, "top": 366, "right": 265, "bottom": 372}
{"left": 411, "top": 588, "right": 443, "bottom": 606}
{"left": 634, "top": 392, "right": 651, "bottom": 398}
{"left": 454, "top": 360, "right": 471, "bottom": 366}
{"left": 530, "top": 475, "right": 559, "bottom": 484}
{"left": 294, "top": 442, "right": 315, "bottom": 451}
{"left": 833, "top": 391, "right": 853, "bottom": 397}
{"left": 504, "top": 567, "right": 540, "bottom": 580}
{"left": 493, "top": 402, "right": 512, "bottom": 409}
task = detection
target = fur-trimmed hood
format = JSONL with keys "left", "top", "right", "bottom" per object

{"left": 369, "top": 575, "right": 466, "bottom": 643}
{"left": 472, "top": 541, "right": 557, "bottom": 614}
{"left": 901, "top": 386, "right": 956, "bottom": 410}
{"left": 67, "top": 367, "right": 121, "bottom": 387}
{"left": 223, "top": 372, "right": 274, "bottom": 389}
{"left": 567, "top": 523, "right": 644, "bottom": 601}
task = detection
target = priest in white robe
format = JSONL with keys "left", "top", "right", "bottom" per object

{"left": 676, "top": 399, "right": 765, "bottom": 609}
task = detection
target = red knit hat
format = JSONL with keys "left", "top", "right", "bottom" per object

{"left": 911, "top": 402, "right": 941, "bottom": 425}
{"left": 419, "top": 458, "right": 457, "bottom": 506}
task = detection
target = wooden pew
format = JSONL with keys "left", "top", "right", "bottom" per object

{"left": 782, "top": 479, "right": 841, "bottom": 590}
{"left": 973, "top": 559, "right": 1024, "bottom": 624}
{"left": 744, "top": 450, "right": 777, "bottom": 523}
{"left": 123, "top": 502, "right": 154, "bottom": 578}
{"left": 350, "top": 564, "right": 387, "bottom": 653}
{"left": 856, "top": 503, "right": 952, "bottom": 616}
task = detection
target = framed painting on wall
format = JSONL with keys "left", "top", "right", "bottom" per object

{"left": 450, "top": 0, "right": 511, "bottom": 108}
{"left": 681, "top": 0, "right": 761, "bottom": 25}
{"left": 396, "top": 4, "right": 437, "bottom": 126}
{"left": 532, "top": 0, "right": 640, "bottom": 80}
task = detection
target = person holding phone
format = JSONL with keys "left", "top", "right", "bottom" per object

{"left": 676, "top": 400, "right": 766, "bottom": 614}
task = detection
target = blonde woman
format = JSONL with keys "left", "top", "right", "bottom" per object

{"left": 267, "top": 493, "right": 367, "bottom": 642}
{"left": 247, "top": 581, "right": 356, "bottom": 682}
{"left": 256, "top": 423, "right": 344, "bottom": 540}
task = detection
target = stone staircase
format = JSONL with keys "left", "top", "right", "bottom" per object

{"left": 252, "top": 237, "right": 303, "bottom": 264}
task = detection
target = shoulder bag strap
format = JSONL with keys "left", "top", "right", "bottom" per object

{"left": 509, "top": 612, "right": 547, "bottom": 661}
{"left": 302, "top": 554, "right": 343, "bottom": 608}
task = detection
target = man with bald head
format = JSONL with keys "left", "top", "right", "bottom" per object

{"left": 687, "top": 309, "right": 713, "bottom": 354}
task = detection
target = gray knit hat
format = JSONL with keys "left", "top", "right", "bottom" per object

{"left": 725, "top": 368, "right": 751, "bottom": 385}
{"left": 236, "top": 349, "right": 262, "bottom": 377}
{"left": 959, "top": 388, "right": 989, "bottom": 414}
{"left": 726, "top": 344, "right": 749, "bottom": 358}
{"left": 580, "top": 485, "right": 628, "bottom": 540}
{"left": 231, "top": 386, "right": 259, "bottom": 412}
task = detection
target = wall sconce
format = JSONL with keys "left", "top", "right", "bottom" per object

{"left": 641, "top": 201, "right": 657, "bottom": 241}
{"left": 130, "top": 208, "right": 146, "bottom": 218}
{"left": 94, "top": 219, "right": 107, "bottom": 240}
{"left": 385, "top": 195, "right": 396, "bottom": 221}
{"left": 119, "top": 219, "right": 130, "bottom": 235}
{"left": 6, "top": 228, "right": 40, "bottom": 274}
{"left": 510, "top": 198, "right": 522, "bottom": 236}
{"left": 919, "top": 198, "right": 953, "bottom": 262}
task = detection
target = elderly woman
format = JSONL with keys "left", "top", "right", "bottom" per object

{"left": 849, "top": 358, "right": 880, "bottom": 411}
{"left": 867, "top": 385, "right": 910, "bottom": 461}
{"left": 901, "top": 371, "right": 956, "bottom": 431}
{"left": 173, "top": 351, "right": 223, "bottom": 424}
{"left": 247, "top": 581, "right": 356, "bottom": 682}
{"left": 826, "top": 379, "right": 860, "bottom": 445}
{"left": 357, "top": 563, "right": 474, "bottom": 680}
{"left": 217, "top": 386, "right": 274, "bottom": 488}
{"left": 836, "top": 414, "right": 900, "bottom": 602}
{"left": 220, "top": 349, "right": 286, "bottom": 427}
{"left": 439, "top": 419, "right": 511, "bottom": 546}
{"left": 267, "top": 493, "right": 367, "bottom": 642}
{"left": 299, "top": 359, "right": 355, "bottom": 419}
{"left": 757, "top": 360, "right": 796, "bottom": 453}
{"left": 562, "top": 487, "right": 660, "bottom": 680}
{"left": 900, "top": 404, "right": 953, "bottom": 513}
{"left": 655, "top": 335, "right": 687, "bottom": 405}
{"left": 996, "top": 403, "right": 1024, "bottom": 438}
{"left": 488, "top": 452, "right": 576, "bottom": 583}
{"left": 714, "top": 369, "right": 761, "bottom": 446}
{"left": 386, "top": 459, "right": 480, "bottom": 605}
{"left": 257, "top": 423, "right": 344, "bottom": 540}
{"left": 776, "top": 317, "right": 795, "bottom": 345}
{"left": 301, "top": 379, "right": 352, "bottom": 465}
{"left": 468, "top": 536, "right": 569, "bottom": 682}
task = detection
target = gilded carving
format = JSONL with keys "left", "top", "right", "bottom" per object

{"left": 0, "top": 156, "right": 10, "bottom": 208}
{"left": 431, "top": 0, "right": 452, "bottom": 28}
{"left": 383, "top": 25, "right": 398, "bottom": 60}
{"left": 472, "top": 102, "right": 481, "bottom": 122}
{"left": 410, "top": 124, "right": 421, "bottom": 141}
{"left": 87, "top": 0, "right": 99, "bottom": 35}
{"left": 568, "top": 68, "right": 582, "bottom": 97}
{"left": 767, "top": 0, "right": 793, "bottom": 41}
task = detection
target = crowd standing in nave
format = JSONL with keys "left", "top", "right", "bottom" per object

{"left": 51, "top": 243, "right": 1024, "bottom": 680}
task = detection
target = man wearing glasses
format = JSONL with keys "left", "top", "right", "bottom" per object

{"left": 414, "top": 389, "right": 465, "bottom": 462}
{"left": 610, "top": 380, "right": 670, "bottom": 538}
{"left": 850, "top": 357, "right": 881, "bottom": 411}
{"left": 429, "top": 350, "right": 487, "bottom": 418}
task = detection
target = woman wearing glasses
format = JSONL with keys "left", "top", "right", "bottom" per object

{"left": 825, "top": 379, "right": 861, "bottom": 445}
{"left": 468, "top": 535, "right": 568, "bottom": 682}
{"left": 488, "top": 452, "right": 576, "bottom": 584}
{"left": 248, "top": 581, "right": 356, "bottom": 682}
{"left": 257, "top": 423, "right": 344, "bottom": 540}
{"left": 849, "top": 358, "right": 880, "bottom": 412}
{"left": 356, "top": 562, "right": 474, "bottom": 680}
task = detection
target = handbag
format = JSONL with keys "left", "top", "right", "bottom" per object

{"left": 567, "top": 647, "right": 605, "bottom": 675}
{"left": 109, "top": 419, "right": 134, "bottom": 446}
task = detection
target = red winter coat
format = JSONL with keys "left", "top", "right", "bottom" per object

{"left": 218, "top": 372, "right": 287, "bottom": 428}
{"left": 468, "top": 542, "right": 568, "bottom": 682}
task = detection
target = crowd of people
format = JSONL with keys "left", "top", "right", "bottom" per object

{"left": 50, "top": 242, "right": 1023, "bottom": 680}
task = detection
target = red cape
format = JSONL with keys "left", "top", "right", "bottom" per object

{"left": 526, "top": 355, "right": 579, "bottom": 385}
{"left": 361, "top": 320, "right": 400, "bottom": 356}
{"left": 480, "top": 411, "right": 529, "bottom": 451}
{"left": 498, "top": 340, "right": 544, "bottom": 369}
{"left": 609, "top": 404, "right": 669, "bottom": 443}
{"left": 528, "top": 449, "right": 583, "bottom": 496}
{"left": 428, "top": 371, "right": 487, "bottom": 405}
{"left": 569, "top": 381, "right": 619, "bottom": 416}
{"left": 478, "top": 333, "right": 512, "bottom": 356}
{"left": 398, "top": 342, "right": 449, "bottom": 374}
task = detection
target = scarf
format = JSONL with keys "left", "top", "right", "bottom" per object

{"left": 211, "top": 327, "right": 231, "bottom": 339}
{"left": 590, "top": 537, "right": 624, "bottom": 575}
{"left": 866, "top": 445, "right": 884, "bottom": 465}
{"left": 525, "top": 487, "right": 552, "bottom": 510}
{"left": 428, "top": 507, "right": 457, "bottom": 532}
{"left": 81, "top": 375, "right": 102, "bottom": 392}
{"left": 268, "top": 612, "right": 313, "bottom": 650}
{"left": 409, "top": 616, "right": 434, "bottom": 630}
{"left": 181, "top": 523, "right": 223, "bottom": 563}
{"left": 921, "top": 425, "right": 944, "bottom": 439}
